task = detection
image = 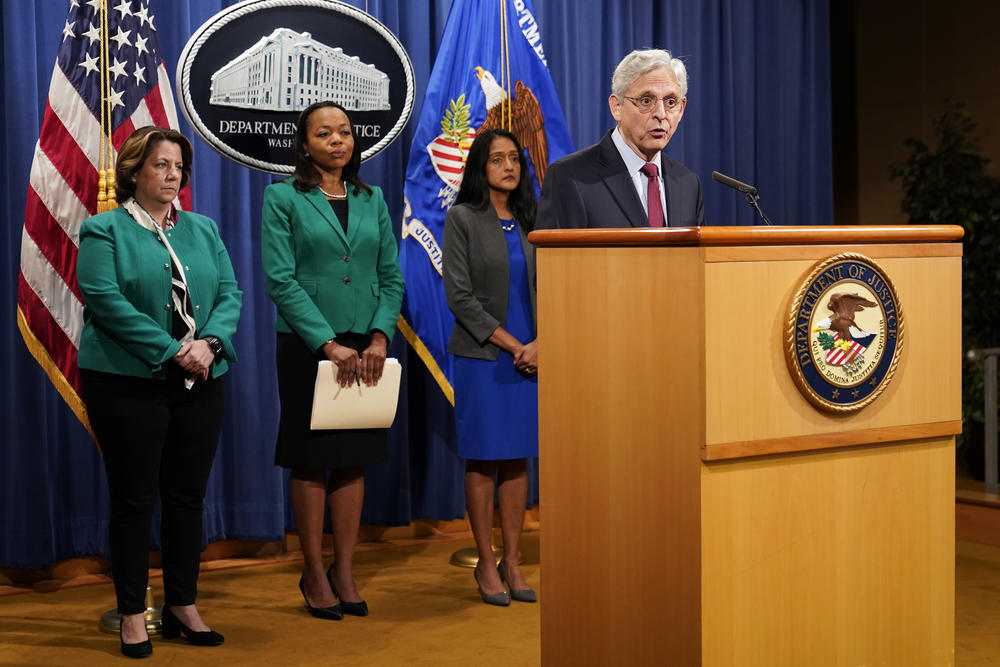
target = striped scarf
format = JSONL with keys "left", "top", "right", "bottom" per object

{"left": 121, "top": 198, "right": 197, "bottom": 345}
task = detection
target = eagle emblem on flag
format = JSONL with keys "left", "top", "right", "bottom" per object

{"left": 427, "top": 94, "right": 477, "bottom": 206}
{"left": 427, "top": 67, "right": 549, "bottom": 210}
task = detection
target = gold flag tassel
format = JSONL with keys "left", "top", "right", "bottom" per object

{"left": 96, "top": 0, "right": 116, "bottom": 213}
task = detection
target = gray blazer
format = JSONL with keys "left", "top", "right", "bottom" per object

{"left": 442, "top": 203, "right": 537, "bottom": 360}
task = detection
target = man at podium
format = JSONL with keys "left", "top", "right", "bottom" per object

{"left": 536, "top": 48, "right": 706, "bottom": 229}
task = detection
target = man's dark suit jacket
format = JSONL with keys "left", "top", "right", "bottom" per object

{"left": 536, "top": 130, "right": 707, "bottom": 229}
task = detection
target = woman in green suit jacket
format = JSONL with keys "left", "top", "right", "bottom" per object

{"left": 261, "top": 101, "right": 404, "bottom": 620}
{"left": 77, "top": 126, "right": 241, "bottom": 658}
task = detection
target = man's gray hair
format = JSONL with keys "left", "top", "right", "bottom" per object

{"left": 611, "top": 49, "right": 688, "bottom": 98}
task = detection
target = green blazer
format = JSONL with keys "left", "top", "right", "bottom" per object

{"left": 76, "top": 207, "right": 243, "bottom": 379}
{"left": 261, "top": 178, "right": 404, "bottom": 351}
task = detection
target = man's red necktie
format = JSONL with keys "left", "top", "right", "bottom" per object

{"left": 640, "top": 162, "right": 665, "bottom": 227}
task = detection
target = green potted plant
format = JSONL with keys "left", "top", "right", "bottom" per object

{"left": 890, "top": 101, "right": 1000, "bottom": 478}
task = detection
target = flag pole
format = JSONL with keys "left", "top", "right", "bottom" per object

{"left": 448, "top": 0, "right": 519, "bottom": 571}
{"left": 450, "top": 527, "right": 519, "bottom": 569}
{"left": 99, "top": 586, "right": 161, "bottom": 636}
{"left": 91, "top": 0, "right": 159, "bottom": 635}
{"left": 96, "top": 0, "right": 116, "bottom": 213}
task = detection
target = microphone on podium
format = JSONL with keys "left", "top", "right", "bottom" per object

{"left": 711, "top": 170, "right": 774, "bottom": 226}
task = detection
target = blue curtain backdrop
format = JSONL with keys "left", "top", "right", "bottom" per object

{"left": 1, "top": 0, "right": 831, "bottom": 569}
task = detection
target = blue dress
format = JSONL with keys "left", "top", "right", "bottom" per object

{"left": 453, "top": 221, "right": 539, "bottom": 461}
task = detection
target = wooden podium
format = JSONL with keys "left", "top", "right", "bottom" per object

{"left": 527, "top": 225, "right": 963, "bottom": 666}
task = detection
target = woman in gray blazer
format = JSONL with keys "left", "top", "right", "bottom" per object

{"left": 443, "top": 129, "right": 538, "bottom": 606}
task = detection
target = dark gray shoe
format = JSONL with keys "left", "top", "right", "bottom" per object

{"left": 498, "top": 559, "right": 537, "bottom": 603}
{"left": 474, "top": 567, "right": 510, "bottom": 606}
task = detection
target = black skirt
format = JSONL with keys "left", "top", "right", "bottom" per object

{"left": 274, "top": 332, "right": 388, "bottom": 470}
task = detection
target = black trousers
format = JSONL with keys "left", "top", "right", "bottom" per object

{"left": 81, "top": 368, "right": 224, "bottom": 614}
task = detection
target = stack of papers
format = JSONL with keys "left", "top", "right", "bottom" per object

{"left": 310, "top": 358, "right": 402, "bottom": 430}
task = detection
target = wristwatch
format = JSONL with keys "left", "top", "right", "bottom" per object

{"left": 203, "top": 336, "right": 223, "bottom": 359}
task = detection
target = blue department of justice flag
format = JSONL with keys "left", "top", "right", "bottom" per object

{"left": 398, "top": 0, "right": 574, "bottom": 403}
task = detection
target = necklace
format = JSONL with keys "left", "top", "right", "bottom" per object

{"left": 136, "top": 201, "right": 172, "bottom": 229}
{"left": 319, "top": 181, "right": 347, "bottom": 199}
{"left": 500, "top": 218, "right": 516, "bottom": 232}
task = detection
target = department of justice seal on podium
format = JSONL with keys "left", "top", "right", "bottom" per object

{"left": 785, "top": 253, "right": 904, "bottom": 412}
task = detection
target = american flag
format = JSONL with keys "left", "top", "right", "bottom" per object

{"left": 16, "top": 0, "right": 189, "bottom": 430}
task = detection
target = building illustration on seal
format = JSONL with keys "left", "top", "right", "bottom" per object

{"left": 209, "top": 28, "right": 390, "bottom": 112}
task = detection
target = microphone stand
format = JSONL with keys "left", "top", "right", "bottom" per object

{"left": 745, "top": 190, "right": 774, "bottom": 226}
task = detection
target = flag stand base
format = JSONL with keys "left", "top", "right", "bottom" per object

{"left": 450, "top": 528, "right": 521, "bottom": 567}
{"left": 99, "top": 586, "right": 161, "bottom": 635}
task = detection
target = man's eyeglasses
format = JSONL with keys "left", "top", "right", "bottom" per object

{"left": 623, "top": 95, "right": 683, "bottom": 115}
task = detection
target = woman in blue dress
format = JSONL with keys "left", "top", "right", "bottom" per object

{"left": 443, "top": 129, "right": 539, "bottom": 606}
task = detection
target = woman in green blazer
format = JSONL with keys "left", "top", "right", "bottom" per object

{"left": 261, "top": 101, "right": 404, "bottom": 621}
{"left": 77, "top": 127, "right": 241, "bottom": 658}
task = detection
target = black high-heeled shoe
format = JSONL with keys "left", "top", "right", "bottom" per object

{"left": 299, "top": 574, "right": 343, "bottom": 620}
{"left": 498, "top": 559, "right": 537, "bottom": 603}
{"left": 161, "top": 605, "right": 224, "bottom": 646}
{"left": 327, "top": 563, "right": 369, "bottom": 616}
{"left": 119, "top": 623, "right": 153, "bottom": 659}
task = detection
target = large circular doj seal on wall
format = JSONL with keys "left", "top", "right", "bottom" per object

{"left": 176, "top": 0, "right": 415, "bottom": 173}
{"left": 784, "top": 253, "right": 904, "bottom": 412}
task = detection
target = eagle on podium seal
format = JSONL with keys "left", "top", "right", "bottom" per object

{"left": 785, "top": 253, "right": 904, "bottom": 412}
